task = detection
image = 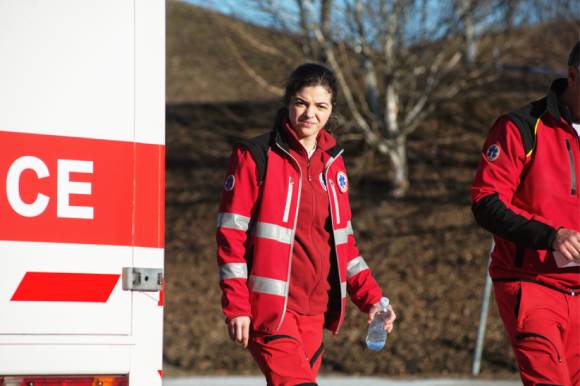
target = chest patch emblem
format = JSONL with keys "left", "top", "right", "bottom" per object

{"left": 224, "top": 174, "right": 235, "bottom": 191}
{"left": 485, "top": 144, "right": 501, "bottom": 162}
{"left": 319, "top": 172, "right": 327, "bottom": 191}
{"left": 337, "top": 171, "right": 348, "bottom": 193}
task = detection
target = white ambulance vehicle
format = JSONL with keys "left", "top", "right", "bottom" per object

{"left": 0, "top": 1, "right": 165, "bottom": 385}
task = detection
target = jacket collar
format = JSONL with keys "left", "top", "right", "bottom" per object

{"left": 547, "top": 78, "right": 573, "bottom": 125}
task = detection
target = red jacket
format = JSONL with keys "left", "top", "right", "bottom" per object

{"left": 282, "top": 120, "right": 333, "bottom": 316}
{"left": 216, "top": 113, "right": 382, "bottom": 334}
{"left": 471, "top": 79, "right": 580, "bottom": 292}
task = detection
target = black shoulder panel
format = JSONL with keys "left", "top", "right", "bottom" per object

{"left": 504, "top": 97, "right": 546, "bottom": 156}
{"left": 326, "top": 144, "right": 343, "bottom": 158}
{"left": 238, "top": 131, "right": 274, "bottom": 183}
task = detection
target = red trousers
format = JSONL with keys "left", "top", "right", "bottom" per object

{"left": 249, "top": 311, "right": 324, "bottom": 386}
{"left": 494, "top": 281, "right": 580, "bottom": 386}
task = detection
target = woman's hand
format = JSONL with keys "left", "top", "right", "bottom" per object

{"left": 227, "top": 316, "right": 251, "bottom": 349}
{"left": 368, "top": 303, "right": 396, "bottom": 333}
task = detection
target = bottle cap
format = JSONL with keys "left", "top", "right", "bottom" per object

{"left": 380, "top": 297, "right": 390, "bottom": 309}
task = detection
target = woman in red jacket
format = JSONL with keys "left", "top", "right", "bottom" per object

{"left": 216, "top": 63, "right": 396, "bottom": 385}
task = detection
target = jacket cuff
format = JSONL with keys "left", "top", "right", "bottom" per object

{"left": 547, "top": 227, "right": 562, "bottom": 251}
{"left": 359, "top": 292, "right": 383, "bottom": 313}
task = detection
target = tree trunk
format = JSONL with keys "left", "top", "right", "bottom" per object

{"left": 388, "top": 135, "right": 409, "bottom": 198}
{"left": 382, "top": 2, "right": 408, "bottom": 197}
{"left": 385, "top": 79, "right": 409, "bottom": 197}
{"left": 296, "top": 0, "right": 315, "bottom": 58}
{"left": 385, "top": 78, "right": 409, "bottom": 196}
{"left": 504, "top": 0, "right": 516, "bottom": 32}
{"left": 320, "top": 0, "right": 331, "bottom": 39}
{"left": 459, "top": 0, "right": 476, "bottom": 67}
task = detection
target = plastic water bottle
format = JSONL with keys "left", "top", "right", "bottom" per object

{"left": 366, "top": 297, "right": 390, "bottom": 351}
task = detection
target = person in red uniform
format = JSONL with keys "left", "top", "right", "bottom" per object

{"left": 216, "top": 63, "right": 396, "bottom": 385}
{"left": 471, "top": 42, "right": 580, "bottom": 386}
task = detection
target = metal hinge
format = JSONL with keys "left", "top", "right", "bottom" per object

{"left": 122, "top": 267, "right": 163, "bottom": 292}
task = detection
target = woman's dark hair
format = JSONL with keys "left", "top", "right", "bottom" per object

{"left": 569, "top": 41, "right": 580, "bottom": 68}
{"left": 282, "top": 63, "right": 339, "bottom": 131}
{"left": 283, "top": 63, "right": 338, "bottom": 106}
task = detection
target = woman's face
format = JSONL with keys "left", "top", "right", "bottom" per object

{"left": 288, "top": 85, "right": 333, "bottom": 141}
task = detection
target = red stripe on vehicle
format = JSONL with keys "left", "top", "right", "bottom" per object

{"left": 0, "top": 131, "right": 164, "bottom": 248}
{"left": 158, "top": 370, "right": 163, "bottom": 378}
{"left": 11, "top": 272, "right": 120, "bottom": 302}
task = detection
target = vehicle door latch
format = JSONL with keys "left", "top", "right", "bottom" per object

{"left": 122, "top": 267, "right": 163, "bottom": 292}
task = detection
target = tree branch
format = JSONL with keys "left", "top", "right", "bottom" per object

{"left": 304, "top": 0, "right": 391, "bottom": 154}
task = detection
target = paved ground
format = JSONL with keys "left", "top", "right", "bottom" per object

{"left": 163, "top": 376, "right": 520, "bottom": 386}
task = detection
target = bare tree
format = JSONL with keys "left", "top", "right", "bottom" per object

{"left": 501, "top": 0, "right": 518, "bottom": 31}
{"left": 296, "top": 0, "right": 499, "bottom": 196}
{"left": 456, "top": 0, "right": 477, "bottom": 66}
{"left": 220, "top": 0, "right": 516, "bottom": 196}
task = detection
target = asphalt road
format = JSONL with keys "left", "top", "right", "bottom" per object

{"left": 163, "top": 377, "right": 521, "bottom": 386}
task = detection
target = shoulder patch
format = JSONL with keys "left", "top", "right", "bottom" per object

{"left": 336, "top": 171, "right": 348, "bottom": 193}
{"left": 224, "top": 174, "right": 235, "bottom": 191}
{"left": 485, "top": 144, "right": 501, "bottom": 162}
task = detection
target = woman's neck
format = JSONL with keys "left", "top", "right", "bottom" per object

{"left": 299, "top": 136, "right": 317, "bottom": 154}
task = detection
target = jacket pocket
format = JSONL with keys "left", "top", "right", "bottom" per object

{"left": 514, "top": 284, "right": 522, "bottom": 320}
{"left": 282, "top": 177, "right": 294, "bottom": 223}
{"left": 263, "top": 334, "right": 299, "bottom": 344}
{"left": 565, "top": 138, "right": 576, "bottom": 195}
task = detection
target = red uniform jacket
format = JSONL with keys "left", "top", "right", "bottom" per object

{"left": 216, "top": 112, "right": 382, "bottom": 334}
{"left": 471, "top": 79, "right": 580, "bottom": 292}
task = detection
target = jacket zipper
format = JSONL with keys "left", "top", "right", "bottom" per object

{"left": 324, "top": 150, "right": 345, "bottom": 333}
{"left": 515, "top": 332, "right": 561, "bottom": 362}
{"left": 282, "top": 177, "right": 293, "bottom": 223}
{"left": 565, "top": 138, "right": 577, "bottom": 195}
{"left": 275, "top": 143, "right": 302, "bottom": 332}
{"left": 329, "top": 180, "right": 341, "bottom": 225}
